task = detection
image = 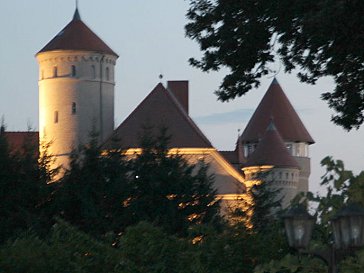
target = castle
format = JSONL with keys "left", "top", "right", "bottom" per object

{"left": 4, "top": 8, "right": 314, "bottom": 210}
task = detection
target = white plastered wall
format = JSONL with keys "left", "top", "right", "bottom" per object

{"left": 37, "top": 50, "right": 117, "bottom": 169}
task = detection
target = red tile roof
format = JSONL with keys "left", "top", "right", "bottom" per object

{"left": 37, "top": 9, "right": 118, "bottom": 57}
{"left": 240, "top": 79, "right": 314, "bottom": 144}
{"left": 103, "top": 83, "right": 213, "bottom": 149}
{"left": 3, "top": 132, "right": 39, "bottom": 155}
{"left": 244, "top": 122, "right": 299, "bottom": 168}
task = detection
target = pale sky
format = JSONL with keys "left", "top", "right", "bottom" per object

{"left": 1, "top": 1, "right": 363, "bottom": 194}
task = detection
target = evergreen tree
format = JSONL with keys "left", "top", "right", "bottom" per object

{"left": 0, "top": 126, "right": 51, "bottom": 242}
{"left": 124, "top": 130, "right": 222, "bottom": 236}
{"left": 48, "top": 133, "right": 129, "bottom": 237}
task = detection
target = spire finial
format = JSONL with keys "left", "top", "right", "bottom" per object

{"left": 73, "top": 0, "right": 81, "bottom": 20}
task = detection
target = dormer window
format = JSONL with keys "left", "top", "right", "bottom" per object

{"left": 53, "top": 66, "right": 58, "bottom": 77}
{"left": 71, "top": 65, "right": 76, "bottom": 77}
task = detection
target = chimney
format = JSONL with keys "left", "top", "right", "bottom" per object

{"left": 167, "top": 81, "right": 189, "bottom": 114}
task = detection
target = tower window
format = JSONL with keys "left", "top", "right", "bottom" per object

{"left": 91, "top": 65, "right": 96, "bottom": 79}
{"left": 106, "top": 67, "right": 110, "bottom": 81}
{"left": 71, "top": 65, "right": 76, "bottom": 77}
{"left": 53, "top": 66, "right": 58, "bottom": 77}
{"left": 72, "top": 102, "right": 76, "bottom": 114}
{"left": 41, "top": 70, "right": 44, "bottom": 80}
{"left": 54, "top": 111, "right": 59, "bottom": 123}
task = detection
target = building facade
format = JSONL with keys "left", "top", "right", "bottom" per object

{"left": 3, "top": 8, "right": 314, "bottom": 211}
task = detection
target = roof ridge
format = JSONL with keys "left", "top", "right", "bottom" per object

{"left": 102, "top": 83, "right": 213, "bottom": 149}
{"left": 164, "top": 85, "right": 213, "bottom": 147}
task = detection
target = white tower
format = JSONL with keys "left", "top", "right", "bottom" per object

{"left": 36, "top": 9, "right": 118, "bottom": 169}
{"left": 242, "top": 122, "right": 300, "bottom": 208}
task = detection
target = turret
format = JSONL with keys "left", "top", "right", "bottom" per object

{"left": 242, "top": 121, "right": 300, "bottom": 208}
{"left": 240, "top": 79, "right": 314, "bottom": 195}
{"left": 36, "top": 8, "right": 118, "bottom": 170}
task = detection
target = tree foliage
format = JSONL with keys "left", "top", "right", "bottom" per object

{"left": 186, "top": 0, "right": 364, "bottom": 130}
{"left": 254, "top": 156, "right": 364, "bottom": 272}
{"left": 46, "top": 133, "right": 129, "bottom": 237}
{"left": 122, "top": 130, "right": 222, "bottom": 236}
{"left": 0, "top": 219, "right": 123, "bottom": 273}
{"left": 46, "top": 130, "right": 222, "bottom": 238}
{"left": 0, "top": 127, "right": 51, "bottom": 242}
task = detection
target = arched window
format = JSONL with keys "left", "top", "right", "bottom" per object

{"left": 71, "top": 65, "right": 76, "bottom": 77}
{"left": 72, "top": 102, "right": 76, "bottom": 114}
{"left": 91, "top": 65, "right": 96, "bottom": 79}
{"left": 54, "top": 111, "right": 59, "bottom": 123}
{"left": 106, "top": 67, "right": 110, "bottom": 81}
{"left": 53, "top": 66, "right": 58, "bottom": 77}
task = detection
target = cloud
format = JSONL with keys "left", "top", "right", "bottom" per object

{"left": 193, "top": 109, "right": 255, "bottom": 125}
{"left": 193, "top": 107, "right": 315, "bottom": 125}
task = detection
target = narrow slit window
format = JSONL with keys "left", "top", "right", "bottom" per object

{"left": 54, "top": 111, "right": 59, "bottom": 123}
{"left": 91, "top": 65, "right": 96, "bottom": 79}
{"left": 72, "top": 102, "right": 76, "bottom": 114}
{"left": 53, "top": 66, "right": 58, "bottom": 77}
{"left": 71, "top": 65, "right": 76, "bottom": 77}
{"left": 106, "top": 67, "right": 110, "bottom": 81}
{"left": 41, "top": 70, "right": 44, "bottom": 80}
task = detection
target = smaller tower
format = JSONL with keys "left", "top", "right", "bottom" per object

{"left": 242, "top": 122, "right": 300, "bottom": 208}
{"left": 36, "top": 8, "right": 118, "bottom": 170}
{"left": 240, "top": 78, "right": 314, "bottom": 197}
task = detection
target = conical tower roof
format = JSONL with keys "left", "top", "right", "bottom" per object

{"left": 240, "top": 79, "right": 314, "bottom": 144}
{"left": 37, "top": 9, "right": 118, "bottom": 56}
{"left": 245, "top": 122, "right": 299, "bottom": 168}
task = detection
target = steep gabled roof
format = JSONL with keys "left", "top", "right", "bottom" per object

{"left": 241, "top": 79, "right": 314, "bottom": 144}
{"left": 37, "top": 9, "right": 118, "bottom": 57}
{"left": 245, "top": 122, "right": 299, "bottom": 168}
{"left": 103, "top": 83, "right": 213, "bottom": 149}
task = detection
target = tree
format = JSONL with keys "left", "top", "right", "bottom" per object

{"left": 0, "top": 219, "right": 123, "bottom": 273}
{"left": 118, "top": 222, "right": 196, "bottom": 273}
{"left": 186, "top": 0, "right": 364, "bottom": 130}
{"left": 48, "top": 129, "right": 222, "bottom": 238}
{"left": 123, "top": 130, "right": 222, "bottom": 236}
{"left": 254, "top": 157, "right": 364, "bottom": 272}
{"left": 0, "top": 126, "right": 52, "bottom": 242}
{"left": 47, "top": 133, "right": 129, "bottom": 237}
